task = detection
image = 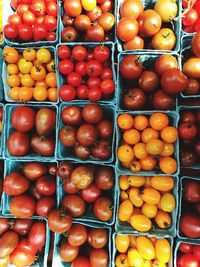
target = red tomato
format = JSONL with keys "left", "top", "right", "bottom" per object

{"left": 60, "top": 84, "right": 76, "bottom": 101}
{"left": 0, "top": 218, "right": 10, "bottom": 235}
{"left": 28, "top": 222, "right": 46, "bottom": 250}
{"left": 10, "top": 195, "right": 36, "bottom": 219}
{"left": 87, "top": 77, "right": 101, "bottom": 89}
{"left": 59, "top": 59, "right": 74, "bottom": 75}
{"left": 120, "top": 55, "right": 143, "bottom": 79}
{"left": 46, "top": 31, "right": 56, "bottom": 41}
{"left": 179, "top": 254, "right": 199, "bottom": 267}
{"left": 36, "top": 197, "right": 56, "bottom": 217}
{"left": 23, "top": 11, "right": 36, "bottom": 26}
{"left": 72, "top": 46, "right": 88, "bottom": 61}
{"left": 44, "top": 15, "right": 57, "bottom": 31}
{"left": 88, "top": 88, "right": 102, "bottom": 101}
{"left": 58, "top": 45, "right": 71, "bottom": 59}
{"left": 100, "top": 68, "right": 113, "bottom": 80}
{"left": 18, "top": 24, "right": 33, "bottom": 41}
{"left": 8, "top": 14, "right": 22, "bottom": 26}
{"left": 11, "top": 106, "right": 35, "bottom": 133}
{"left": 4, "top": 24, "right": 18, "bottom": 39}
{"left": 11, "top": 248, "right": 36, "bottom": 266}
{"left": 100, "top": 79, "right": 115, "bottom": 94}
{"left": 93, "top": 45, "right": 110, "bottom": 62}
{"left": 0, "top": 231, "right": 19, "bottom": 258}
{"left": 12, "top": 219, "right": 33, "bottom": 236}
{"left": 30, "top": 0, "right": 46, "bottom": 16}
{"left": 67, "top": 72, "right": 82, "bottom": 87}
{"left": 8, "top": 131, "right": 30, "bottom": 156}
{"left": 86, "top": 60, "right": 102, "bottom": 77}
{"left": 48, "top": 208, "right": 72, "bottom": 233}
{"left": 33, "top": 24, "right": 48, "bottom": 41}
{"left": 180, "top": 213, "right": 200, "bottom": 238}
{"left": 35, "top": 176, "right": 56, "bottom": 196}
{"left": 93, "top": 197, "right": 113, "bottom": 221}
{"left": 46, "top": 1, "right": 58, "bottom": 17}
{"left": 72, "top": 256, "right": 92, "bottom": 267}
{"left": 179, "top": 242, "right": 193, "bottom": 253}
{"left": 193, "top": 245, "right": 200, "bottom": 260}
{"left": 182, "top": 8, "right": 198, "bottom": 26}
{"left": 82, "top": 183, "right": 101, "bottom": 203}
{"left": 75, "top": 61, "right": 87, "bottom": 76}
{"left": 3, "top": 172, "right": 30, "bottom": 196}
{"left": 77, "top": 85, "right": 88, "bottom": 99}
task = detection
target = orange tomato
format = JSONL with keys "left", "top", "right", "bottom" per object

{"left": 130, "top": 161, "right": 142, "bottom": 172}
{"left": 141, "top": 128, "right": 159, "bottom": 143}
{"left": 118, "top": 144, "right": 134, "bottom": 163}
{"left": 130, "top": 214, "right": 152, "bottom": 232}
{"left": 159, "top": 157, "right": 177, "bottom": 174}
{"left": 118, "top": 199, "right": 134, "bottom": 221}
{"left": 7, "top": 75, "right": 21, "bottom": 87}
{"left": 160, "top": 193, "right": 175, "bottom": 212}
{"left": 48, "top": 87, "right": 58, "bottom": 102}
{"left": 155, "top": 239, "right": 171, "bottom": 264}
{"left": 31, "top": 65, "right": 46, "bottom": 81}
{"left": 23, "top": 48, "right": 36, "bottom": 61}
{"left": 21, "top": 74, "right": 35, "bottom": 87}
{"left": 117, "top": 114, "right": 134, "bottom": 130}
{"left": 146, "top": 139, "right": 164, "bottom": 155}
{"left": 119, "top": 175, "right": 129, "bottom": 190}
{"left": 45, "top": 72, "right": 57, "bottom": 88}
{"left": 160, "top": 143, "right": 174, "bottom": 157}
{"left": 115, "top": 254, "right": 129, "bottom": 267}
{"left": 161, "top": 126, "right": 178, "bottom": 143}
{"left": 7, "top": 64, "right": 19, "bottom": 75}
{"left": 33, "top": 86, "right": 48, "bottom": 101}
{"left": 10, "top": 87, "right": 20, "bottom": 100}
{"left": 18, "top": 87, "right": 33, "bottom": 101}
{"left": 35, "top": 80, "right": 48, "bottom": 89}
{"left": 142, "top": 203, "right": 158, "bottom": 218}
{"left": 134, "top": 115, "right": 148, "bottom": 131}
{"left": 154, "top": 210, "right": 172, "bottom": 229}
{"left": 115, "top": 235, "right": 130, "bottom": 253}
{"left": 123, "top": 129, "right": 140, "bottom": 145}
{"left": 149, "top": 113, "right": 169, "bottom": 131}
{"left": 3, "top": 47, "right": 19, "bottom": 63}
{"left": 121, "top": 161, "right": 131, "bottom": 169}
{"left": 120, "top": 191, "right": 129, "bottom": 201}
{"left": 128, "top": 176, "right": 145, "bottom": 187}
{"left": 33, "top": 59, "right": 43, "bottom": 66}
{"left": 46, "top": 59, "right": 56, "bottom": 72}
{"left": 129, "top": 187, "right": 143, "bottom": 207}
{"left": 140, "top": 155, "right": 157, "bottom": 171}
{"left": 141, "top": 188, "right": 161, "bottom": 205}
{"left": 133, "top": 142, "right": 148, "bottom": 159}
{"left": 150, "top": 176, "right": 174, "bottom": 192}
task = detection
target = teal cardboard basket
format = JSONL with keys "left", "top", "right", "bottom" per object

{"left": 117, "top": 51, "right": 181, "bottom": 111}
{"left": 0, "top": 215, "right": 50, "bottom": 267}
{"left": 56, "top": 102, "right": 116, "bottom": 164}
{"left": 3, "top": 0, "right": 60, "bottom": 47}
{"left": 115, "top": 175, "right": 179, "bottom": 237}
{"left": 116, "top": 110, "right": 180, "bottom": 177}
{"left": 55, "top": 42, "right": 117, "bottom": 104}
{"left": 116, "top": 0, "right": 181, "bottom": 52}
{"left": 0, "top": 103, "right": 4, "bottom": 156}
{"left": 0, "top": 158, "right": 4, "bottom": 212}
{"left": 2, "top": 159, "right": 58, "bottom": 218}
{"left": 57, "top": 161, "right": 116, "bottom": 226}
{"left": 180, "top": 34, "right": 200, "bottom": 98}
{"left": 112, "top": 232, "right": 174, "bottom": 267}
{"left": 177, "top": 176, "right": 200, "bottom": 241}
{"left": 0, "top": 49, "right": 4, "bottom": 101}
{"left": 178, "top": 106, "right": 200, "bottom": 169}
{"left": 52, "top": 222, "right": 112, "bottom": 267}
{"left": 2, "top": 46, "right": 58, "bottom": 104}
{"left": 3, "top": 104, "right": 58, "bottom": 160}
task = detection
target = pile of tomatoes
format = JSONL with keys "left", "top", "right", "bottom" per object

{"left": 3, "top": 47, "right": 58, "bottom": 102}
{"left": 4, "top": 0, "right": 58, "bottom": 43}
{"left": 58, "top": 162, "right": 114, "bottom": 223}
{"left": 59, "top": 103, "right": 113, "bottom": 161}
{"left": 58, "top": 44, "right": 115, "bottom": 102}
{"left": 181, "top": 33, "right": 200, "bottom": 96}
{"left": 57, "top": 223, "right": 109, "bottom": 266}
{"left": 117, "top": 0, "right": 178, "bottom": 51}
{"left": 182, "top": 0, "right": 200, "bottom": 33}
{"left": 179, "top": 109, "right": 200, "bottom": 167}
{"left": 118, "top": 175, "right": 176, "bottom": 233}
{"left": 61, "top": 0, "right": 115, "bottom": 42}
{"left": 0, "top": 218, "right": 46, "bottom": 267}
{"left": 179, "top": 178, "right": 200, "bottom": 239}
{"left": 115, "top": 234, "right": 171, "bottom": 267}
{"left": 119, "top": 53, "right": 190, "bottom": 110}
{"left": 177, "top": 242, "right": 200, "bottom": 267}
{"left": 7, "top": 106, "right": 56, "bottom": 158}
{"left": 3, "top": 161, "right": 57, "bottom": 218}
{"left": 117, "top": 112, "right": 178, "bottom": 175}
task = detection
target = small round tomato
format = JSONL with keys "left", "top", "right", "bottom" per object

{"left": 67, "top": 72, "right": 82, "bottom": 87}
{"left": 4, "top": 24, "right": 18, "bottom": 39}
{"left": 93, "top": 45, "right": 110, "bottom": 62}
{"left": 100, "top": 79, "right": 115, "bottom": 94}
{"left": 72, "top": 46, "right": 88, "bottom": 61}
{"left": 88, "top": 88, "right": 102, "bottom": 101}
{"left": 179, "top": 242, "right": 193, "bottom": 254}
{"left": 60, "top": 84, "right": 76, "bottom": 101}
{"left": 58, "top": 45, "right": 70, "bottom": 59}
{"left": 86, "top": 60, "right": 102, "bottom": 77}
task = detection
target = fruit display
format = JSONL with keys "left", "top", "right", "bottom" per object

{"left": 5, "top": 105, "right": 57, "bottom": 158}
{"left": 179, "top": 108, "right": 200, "bottom": 168}
{"left": 2, "top": 160, "right": 57, "bottom": 218}
{"left": 176, "top": 241, "right": 200, "bottom": 267}
{"left": 117, "top": 0, "right": 178, "bottom": 51}
{"left": 3, "top": 47, "right": 58, "bottom": 102}
{"left": 117, "top": 175, "right": 177, "bottom": 234}
{"left": 179, "top": 177, "right": 200, "bottom": 239}
{"left": 181, "top": 33, "right": 200, "bottom": 97}
{"left": 57, "top": 44, "right": 115, "bottom": 102}
{"left": 114, "top": 234, "right": 172, "bottom": 266}
{"left": 118, "top": 53, "right": 188, "bottom": 110}
{"left": 182, "top": 0, "right": 200, "bottom": 33}
{"left": 58, "top": 103, "right": 114, "bottom": 161}
{"left": 58, "top": 162, "right": 115, "bottom": 224}
{"left": 61, "top": 0, "right": 115, "bottom": 42}
{"left": 3, "top": 0, "right": 58, "bottom": 44}
{"left": 0, "top": 217, "right": 48, "bottom": 266}
{"left": 117, "top": 112, "right": 178, "bottom": 175}
{"left": 52, "top": 223, "right": 110, "bottom": 267}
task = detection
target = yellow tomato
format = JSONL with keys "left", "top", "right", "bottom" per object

{"left": 7, "top": 64, "right": 19, "bottom": 75}
{"left": 154, "top": 0, "right": 178, "bottom": 22}
{"left": 18, "top": 58, "right": 33, "bottom": 74}
{"left": 142, "top": 203, "right": 157, "bottom": 218}
{"left": 118, "top": 145, "right": 134, "bottom": 163}
{"left": 81, "top": 0, "right": 96, "bottom": 11}
{"left": 160, "top": 193, "right": 175, "bottom": 212}
{"left": 150, "top": 176, "right": 174, "bottom": 192}
{"left": 7, "top": 75, "right": 21, "bottom": 87}
{"left": 146, "top": 139, "right": 164, "bottom": 155}
{"left": 118, "top": 200, "right": 134, "bottom": 222}
{"left": 136, "top": 236, "right": 155, "bottom": 260}
{"left": 154, "top": 210, "right": 171, "bottom": 229}
{"left": 128, "top": 248, "right": 144, "bottom": 267}
{"left": 115, "top": 235, "right": 130, "bottom": 253}
{"left": 129, "top": 188, "right": 143, "bottom": 207}
{"left": 119, "top": 175, "right": 129, "bottom": 190}
{"left": 130, "top": 215, "right": 152, "bottom": 232}
{"left": 152, "top": 260, "right": 167, "bottom": 267}
{"left": 128, "top": 176, "right": 145, "bottom": 187}
{"left": 3, "top": 47, "right": 19, "bottom": 64}
{"left": 23, "top": 48, "right": 36, "bottom": 61}
{"left": 120, "top": 191, "right": 129, "bottom": 201}
{"left": 36, "top": 48, "right": 51, "bottom": 63}
{"left": 21, "top": 74, "right": 35, "bottom": 87}
{"left": 115, "top": 254, "right": 130, "bottom": 267}
{"left": 141, "top": 188, "right": 161, "bottom": 205}
{"left": 155, "top": 239, "right": 171, "bottom": 264}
